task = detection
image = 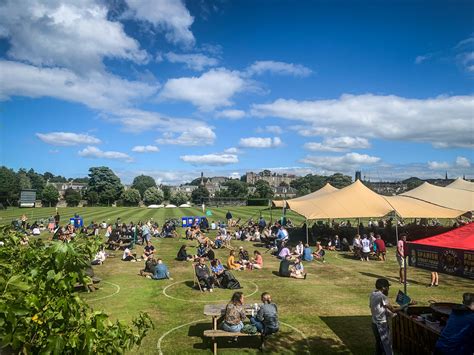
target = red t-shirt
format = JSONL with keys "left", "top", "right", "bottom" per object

{"left": 375, "top": 239, "right": 386, "bottom": 252}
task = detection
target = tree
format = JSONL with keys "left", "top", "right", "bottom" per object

{"left": 86, "top": 167, "right": 123, "bottom": 205}
{"left": 17, "top": 169, "right": 32, "bottom": 190}
{"left": 0, "top": 227, "right": 152, "bottom": 354}
{"left": 27, "top": 169, "right": 45, "bottom": 199}
{"left": 143, "top": 187, "right": 164, "bottom": 205}
{"left": 41, "top": 185, "right": 59, "bottom": 207}
{"left": 85, "top": 190, "right": 99, "bottom": 206}
{"left": 170, "top": 191, "right": 188, "bottom": 206}
{"left": 325, "top": 173, "right": 352, "bottom": 189}
{"left": 0, "top": 166, "right": 20, "bottom": 206}
{"left": 279, "top": 181, "right": 289, "bottom": 187}
{"left": 220, "top": 180, "right": 248, "bottom": 198}
{"left": 64, "top": 188, "right": 81, "bottom": 207}
{"left": 131, "top": 175, "right": 156, "bottom": 197}
{"left": 122, "top": 188, "right": 141, "bottom": 206}
{"left": 253, "top": 180, "right": 274, "bottom": 198}
{"left": 161, "top": 185, "right": 171, "bottom": 201}
{"left": 191, "top": 185, "right": 209, "bottom": 204}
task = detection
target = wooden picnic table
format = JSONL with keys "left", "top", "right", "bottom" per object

{"left": 204, "top": 304, "right": 259, "bottom": 330}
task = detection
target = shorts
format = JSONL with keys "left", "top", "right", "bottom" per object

{"left": 397, "top": 255, "right": 405, "bottom": 268}
{"left": 362, "top": 252, "right": 370, "bottom": 259}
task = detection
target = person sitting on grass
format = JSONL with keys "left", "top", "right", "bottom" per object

{"left": 92, "top": 246, "right": 107, "bottom": 265}
{"left": 290, "top": 257, "right": 307, "bottom": 279}
{"left": 250, "top": 292, "right": 279, "bottom": 335}
{"left": 238, "top": 246, "right": 250, "bottom": 266}
{"left": 214, "top": 234, "right": 223, "bottom": 249}
{"left": 302, "top": 243, "right": 314, "bottom": 261}
{"left": 142, "top": 240, "right": 155, "bottom": 261}
{"left": 176, "top": 245, "right": 194, "bottom": 261}
{"left": 278, "top": 242, "right": 291, "bottom": 260}
{"left": 250, "top": 250, "right": 263, "bottom": 269}
{"left": 221, "top": 292, "right": 246, "bottom": 332}
{"left": 278, "top": 255, "right": 292, "bottom": 277}
{"left": 295, "top": 241, "right": 304, "bottom": 257}
{"left": 313, "top": 241, "right": 326, "bottom": 262}
{"left": 150, "top": 259, "right": 172, "bottom": 280}
{"left": 227, "top": 250, "right": 243, "bottom": 270}
{"left": 122, "top": 247, "right": 136, "bottom": 262}
{"left": 140, "top": 256, "right": 158, "bottom": 277}
{"left": 195, "top": 257, "right": 214, "bottom": 292}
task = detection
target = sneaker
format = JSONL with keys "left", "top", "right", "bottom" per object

{"left": 146, "top": 275, "right": 151, "bottom": 279}
{"left": 209, "top": 288, "right": 213, "bottom": 292}
{"left": 203, "top": 288, "right": 207, "bottom": 292}
{"left": 304, "top": 273, "right": 307, "bottom": 280}
{"left": 169, "top": 277, "right": 174, "bottom": 281}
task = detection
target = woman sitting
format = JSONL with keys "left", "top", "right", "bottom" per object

{"left": 220, "top": 292, "right": 247, "bottom": 332}
{"left": 250, "top": 250, "right": 263, "bottom": 269}
{"left": 313, "top": 241, "right": 326, "bottom": 262}
{"left": 290, "top": 257, "right": 306, "bottom": 279}
{"left": 227, "top": 250, "right": 243, "bottom": 270}
{"left": 177, "top": 245, "right": 194, "bottom": 261}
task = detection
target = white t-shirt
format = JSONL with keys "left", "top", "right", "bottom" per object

{"left": 369, "top": 290, "right": 388, "bottom": 324}
{"left": 122, "top": 248, "right": 131, "bottom": 260}
{"left": 362, "top": 239, "right": 371, "bottom": 253}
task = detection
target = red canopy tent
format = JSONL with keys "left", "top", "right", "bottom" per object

{"left": 408, "top": 223, "right": 474, "bottom": 279}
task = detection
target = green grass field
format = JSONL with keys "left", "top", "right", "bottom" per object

{"left": 1, "top": 207, "right": 469, "bottom": 354}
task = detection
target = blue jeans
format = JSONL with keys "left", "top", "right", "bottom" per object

{"left": 221, "top": 321, "right": 244, "bottom": 332}
{"left": 250, "top": 317, "right": 264, "bottom": 332}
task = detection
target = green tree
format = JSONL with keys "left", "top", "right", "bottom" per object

{"left": 170, "top": 191, "right": 188, "bottom": 206}
{"left": 325, "top": 173, "right": 352, "bottom": 189}
{"left": 0, "top": 166, "right": 20, "bottom": 206}
{"left": 0, "top": 227, "right": 152, "bottom": 354}
{"left": 64, "top": 188, "right": 81, "bottom": 207}
{"left": 41, "top": 185, "right": 59, "bottom": 207}
{"left": 143, "top": 187, "right": 164, "bottom": 205}
{"left": 191, "top": 185, "right": 210, "bottom": 204}
{"left": 253, "top": 180, "right": 274, "bottom": 198}
{"left": 122, "top": 188, "right": 141, "bottom": 206}
{"left": 85, "top": 190, "right": 99, "bottom": 206}
{"left": 17, "top": 169, "right": 32, "bottom": 190}
{"left": 86, "top": 167, "right": 123, "bottom": 205}
{"left": 220, "top": 180, "right": 248, "bottom": 198}
{"left": 27, "top": 169, "right": 45, "bottom": 199}
{"left": 131, "top": 175, "right": 156, "bottom": 197}
{"left": 161, "top": 185, "right": 171, "bottom": 201}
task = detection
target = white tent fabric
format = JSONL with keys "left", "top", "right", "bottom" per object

{"left": 384, "top": 196, "right": 464, "bottom": 218}
{"left": 401, "top": 182, "right": 474, "bottom": 212}
{"left": 446, "top": 178, "right": 474, "bottom": 192}
{"left": 165, "top": 204, "right": 177, "bottom": 208}
{"left": 179, "top": 203, "right": 191, "bottom": 207}
{"left": 272, "top": 183, "right": 338, "bottom": 208}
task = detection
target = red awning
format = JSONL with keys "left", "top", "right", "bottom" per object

{"left": 409, "top": 223, "right": 474, "bottom": 251}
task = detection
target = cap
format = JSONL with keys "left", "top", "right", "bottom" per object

{"left": 375, "top": 278, "right": 391, "bottom": 289}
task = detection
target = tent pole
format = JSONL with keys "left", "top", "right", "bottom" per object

{"left": 305, "top": 219, "right": 309, "bottom": 245}
{"left": 358, "top": 218, "right": 360, "bottom": 234}
{"left": 395, "top": 213, "right": 399, "bottom": 244}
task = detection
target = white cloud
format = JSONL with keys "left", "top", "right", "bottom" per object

{"left": 125, "top": 0, "right": 195, "bottom": 46}
{"left": 239, "top": 137, "right": 282, "bottom": 148}
{"left": 456, "top": 35, "right": 474, "bottom": 72}
{"left": 246, "top": 60, "right": 312, "bottom": 77}
{"left": 0, "top": 60, "right": 158, "bottom": 112}
{"left": 224, "top": 147, "right": 242, "bottom": 154}
{"left": 304, "top": 136, "right": 370, "bottom": 152}
{"left": 455, "top": 156, "right": 471, "bottom": 168}
{"left": 0, "top": 0, "right": 148, "bottom": 73}
{"left": 78, "top": 146, "right": 133, "bottom": 162}
{"left": 132, "top": 145, "right": 160, "bottom": 153}
{"left": 160, "top": 68, "right": 247, "bottom": 111}
{"left": 215, "top": 109, "right": 246, "bottom": 120}
{"left": 301, "top": 152, "right": 380, "bottom": 172}
{"left": 427, "top": 161, "right": 450, "bottom": 170}
{"left": 156, "top": 126, "right": 216, "bottom": 146}
{"left": 36, "top": 132, "right": 101, "bottom": 146}
{"left": 251, "top": 94, "right": 474, "bottom": 148}
{"left": 164, "top": 52, "right": 219, "bottom": 70}
{"left": 256, "top": 125, "right": 283, "bottom": 134}
{"left": 180, "top": 153, "right": 238, "bottom": 166}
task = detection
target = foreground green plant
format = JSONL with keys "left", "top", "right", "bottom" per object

{"left": 0, "top": 227, "right": 153, "bottom": 354}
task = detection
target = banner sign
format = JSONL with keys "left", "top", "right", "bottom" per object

{"left": 408, "top": 244, "right": 474, "bottom": 280}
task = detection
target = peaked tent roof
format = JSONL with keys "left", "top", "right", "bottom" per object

{"left": 401, "top": 182, "right": 474, "bottom": 212}
{"left": 272, "top": 183, "right": 338, "bottom": 208}
{"left": 446, "top": 178, "right": 474, "bottom": 192}
{"left": 384, "top": 196, "right": 464, "bottom": 218}
{"left": 288, "top": 180, "right": 394, "bottom": 219}
{"left": 409, "top": 223, "right": 474, "bottom": 251}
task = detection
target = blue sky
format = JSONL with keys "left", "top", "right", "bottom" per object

{"left": 0, "top": 0, "right": 473, "bottom": 184}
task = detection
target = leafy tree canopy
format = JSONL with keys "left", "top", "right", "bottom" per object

{"left": 253, "top": 180, "right": 274, "bottom": 199}
{"left": 0, "top": 166, "right": 20, "bottom": 206}
{"left": 41, "top": 185, "right": 59, "bottom": 207}
{"left": 87, "top": 167, "right": 123, "bottom": 205}
{"left": 143, "top": 187, "right": 164, "bottom": 205}
{"left": 65, "top": 188, "right": 82, "bottom": 207}
{"left": 170, "top": 191, "right": 188, "bottom": 206}
{"left": 131, "top": 175, "right": 156, "bottom": 197}
{"left": 219, "top": 180, "right": 248, "bottom": 198}
{"left": 121, "top": 188, "right": 141, "bottom": 206}
{"left": 191, "top": 185, "right": 209, "bottom": 204}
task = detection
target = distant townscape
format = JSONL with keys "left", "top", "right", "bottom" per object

{"left": 0, "top": 166, "right": 469, "bottom": 208}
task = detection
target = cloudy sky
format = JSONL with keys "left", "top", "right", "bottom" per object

{"left": 0, "top": 0, "right": 473, "bottom": 184}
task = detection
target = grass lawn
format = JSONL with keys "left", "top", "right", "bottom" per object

{"left": 1, "top": 207, "right": 469, "bottom": 354}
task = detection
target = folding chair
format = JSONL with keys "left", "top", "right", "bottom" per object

{"left": 193, "top": 263, "right": 204, "bottom": 292}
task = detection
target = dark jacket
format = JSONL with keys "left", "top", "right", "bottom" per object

{"left": 257, "top": 303, "right": 279, "bottom": 331}
{"left": 279, "top": 259, "right": 292, "bottom": 277}
{"left": 435, "top": 305, "right": 474, "bottom": 355}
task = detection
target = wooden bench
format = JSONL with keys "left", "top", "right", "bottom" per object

{"left": 203, "top": 329, "right": 264, "bottom": 354}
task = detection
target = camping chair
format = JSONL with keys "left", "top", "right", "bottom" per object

{"left": 193, "top": 263, "right": 204, "bottom": 292}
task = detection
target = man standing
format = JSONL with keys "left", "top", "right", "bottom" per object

{"left": 374, "top": 235, "right": 386, "bottom": 261}
{"left": 369, "top": 278, "right": 411, "bottom": 355}
{"left": 397, "top": 234, "right": 407, "bottom": 284}
{"left": 226, "top": 210, "right": 233, "bottom": 226}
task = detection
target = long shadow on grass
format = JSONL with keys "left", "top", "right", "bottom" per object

{"left": 359, "top": 271, "right": 423, "bottom": 285}
{"left": 321, "top": 315, "right": 375, "bottom": 354}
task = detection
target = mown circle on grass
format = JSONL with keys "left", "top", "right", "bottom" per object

{"left": 156, "top": 319, "right": 310, "bottom": 354}
{"left": 85, "top": 281, "right": 121, "bottom": 302}
{"left": 162, "top": 279, "right": 259, "bottom": 303}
